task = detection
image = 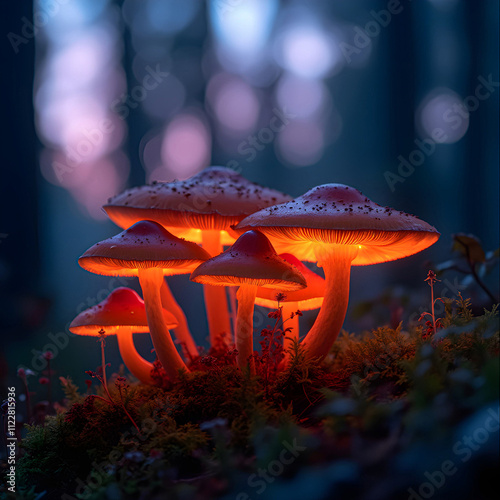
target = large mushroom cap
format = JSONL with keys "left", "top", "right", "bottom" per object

{"left": 69, "top": 287, "right": 178, "bottom": 336}
{"left": 190, "top": 230, "right": 307, "bottom": 291}
{"left": 235, "top": 184, "right": 440, "bottom": 265}
{"left": 255, "top": 253, "right": 325, "bottom": 310}
{"left": 103, "top": 166, "right": 292, "bottom": 244}
{"left": 79, "top": 220, "right": 211, "bottom": 276}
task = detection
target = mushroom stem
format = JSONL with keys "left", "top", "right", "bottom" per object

{"left": 201, "top": 230, "right": 232, "bottom": 347}
{"left": 116, "top": 329, "right": 155, "bottom": 385}
{"left": 301, "top": 245, "right": 358, "bottom": 361}
{"left": 235, "top": 284, "right": 257, "bottom": 375}
{"left": 160, "top": 280, "right": 199, "bottom": 360}
{"left": 282, "top": 302, "right": 299, "bottom": 354}
{"left": 138, "top": 268, "right": 188, "bottom": 379}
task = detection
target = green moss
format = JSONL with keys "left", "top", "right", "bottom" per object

{"left": 15, "top": 296, "right": 499, "bottom": 499}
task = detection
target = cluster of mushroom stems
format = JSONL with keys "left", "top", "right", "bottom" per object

{"left": 70, "top": 167, "right": 439, "bottom": 383}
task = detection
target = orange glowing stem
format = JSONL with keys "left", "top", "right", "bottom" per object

{"left": 160, "top": 280, "right": 199, "bottom": 360}
{"left": 201, "top": 230, "right": 232, "bottom": 347}
{"left": 236, "top": 284, "right": 257, "bottom": 375}
{"left": 138, "top": 267, "right": 188, "bottom": 379}
{"left": 301, "top": 245, "right": 358, "bottom": 361}
{"left": 116, "top": 329, "right": 155, "bottom": 385}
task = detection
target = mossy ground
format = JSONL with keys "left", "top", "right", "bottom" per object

{"left": 5, "top": 298, "right": 500, "bottom": 500}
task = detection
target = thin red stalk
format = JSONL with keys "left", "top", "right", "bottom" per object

{"left": 99, "top": 336, "right": 109, "bottom": 393}
{"left": 118, "top": 387, "right": 141, "bottom": 434}
{"left": 93, "top": 395, "right": 114, "bottom": 405}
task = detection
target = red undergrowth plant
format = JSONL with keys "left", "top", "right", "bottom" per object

{"left": 85, "top": 369, "right": 140, "bottom": 434}
{"left": 254, "top": 293, "right": 302, "bottom": 396}
{"left": 419, "top": 270, "right": 444, "bottom": 338}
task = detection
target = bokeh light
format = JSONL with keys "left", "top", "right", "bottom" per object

{"left": 158, "top": 112, "right": 211, "bottom": 180}
{"left": 34, "top": 0, "right": 127, "bottom": 220}
{"left": 275, "top": 74, "right": 329, "bottom": 119}
{"left": 209, "top": 0, "right": 279, "bottom": 73}
{"left": 275, "top": 21, "right": 343, "bottom": 79}
{"left": 417, "top": 89, "right": 469, "bottom": 144}
{"left": 207, "top": 73, "right": 260, "bottom": 134}
{"left": 276, "top": 120, "right": 325, "bottom": 167}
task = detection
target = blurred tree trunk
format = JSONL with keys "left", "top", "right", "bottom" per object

{"left": 0, "top": 1, "right": 41, "bottom": 343}
{"left": 117, "top": 0, "right": 146, "bottom": 187}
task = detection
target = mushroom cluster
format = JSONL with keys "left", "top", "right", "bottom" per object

{"left": 103, "top": 166, "right": 292, "bottom": 348}
{"left": 73, "top": 168, "right": 439, "bottom": 384}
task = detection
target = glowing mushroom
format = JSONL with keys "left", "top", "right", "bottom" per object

{"left": 69, "top": 287, "right": 178, "bottom": 385}
{"left": 78, "top": 220, "right": 211, "bottom": 379}
{"left": 190, "top": 230, "right": 306, "bottom": 374}
{"left": 236, "top": 184, "right": 440, "bottom": 361}
{"left": 255, "top": 253, "right": 325, "bottom": 355}
{"left": 103, "top": 166, "right": 292, "bottom": 347}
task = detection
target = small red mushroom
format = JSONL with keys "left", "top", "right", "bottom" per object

{"left": 78, "top": 221, "right": 210, "bottom": 380}
{"left": 69, "top": 287, "right": 178, "bottom": 384}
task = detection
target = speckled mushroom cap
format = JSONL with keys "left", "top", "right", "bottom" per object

{"left": 255, "top": 253, "right": 325, "bottom": 310}
{"left": 79, "top": 220, "right": 211, "bottom": 277}
{"left": 69, "top": 287, "right": 178, "bottom": 336}
{"left": 190, "top": 231, "right": 307, "bottom": 291}
{"left": 103, "top": 166, "right": 292, "bottom": 245}
{"left": 235, "top": 184, "right": 440, "bottom": 266}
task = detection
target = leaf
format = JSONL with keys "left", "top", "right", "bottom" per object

{"left": 452, "top": 233, "right": 486, "bottom": 263}
{"left": 434, "top": 258, "right": 469, "bottom": 274}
